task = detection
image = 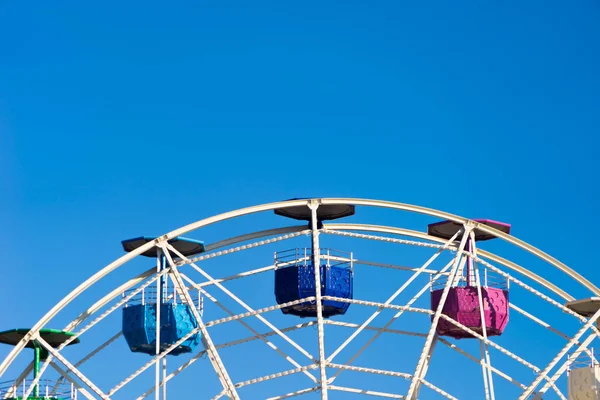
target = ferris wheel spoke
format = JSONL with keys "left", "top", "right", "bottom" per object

{"left": 160, "top": 244, "right": 240, "bottom": 400}
{"left": 309, "top": 202, "right": 329, "bottom": 399}
{"left": 322, "top": 226, "right": 455, "bottom": 250}
{"left": 328, "top": 363, "right": 411, "bottom": 379}
{"left": 351, "top": 258, "right": 448, "bottom": 274}
{"left": 166, "top": 243, "right": 318, "bottom": 363}
{"left": 470, "top": 233, "right": 495, "bottom": 400}
{"left": 478, "top": 340, "right": 492, "bottom": 400}
{"left": 510, "top": 304, "right": 574, "bottom": 341}
{"left": 406, "top": 224, "right": 474, "bottom": 400}
{"left": 193, "top": 264, "right": 276, "bottom": 289}
{"left": 234, "top": 363, "right": 320, "bottom": 389}
{"left": 327, "top": 229, "right": 461, "bottom": 365}
{"left": 265, "top": 386, "right": 321, "bottom": 399}
{"left": 176, "top": 229, "right": 310, "bottom": 267}
{"left": 325, "top": 320, "right": 426, "bottom": 337}
{"left": 328, "top": 385, "right": 405, "bottom": 399}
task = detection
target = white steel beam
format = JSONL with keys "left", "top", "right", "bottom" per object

{"left": 328, "top": 363, "right": 411, "bottom": 379}
{"left": 155, "top": 251, "right": 162, "bottom": 400}
{"left": 6, "top": 197, "right": 597, "bottom": 380}
{"left": 350, "top": 258, "right": 448, "bottom": 275}
{"left": 470, "top": 232, "right": 495, "bottom": 400}
{"left": 203, "top": 225, "right": 308, "bottom": 253}
{"left": 328, "top": 385, "right": 404, "bottom": 399}
{"left": 49, "top": 362, "right": 95, "bottom": 400}
{"left": 234, "top": 364, "right": 320, "bottom": 389}
{"left": 309, "top": 202, "right": 329, "bottom": 400}
{"left": 266, "top": 386, "right": 320, "bottom": 399}
{"left": 193, "top": 265, "right": 275, "bottom": 288}
{"left": 178, "top": 230, "right": 309, "bottom": 267}
{"left": 324, "top": 320, "right": 426, "bottom": 337}
{"left": 161, "top": 245, "right": 240, "bottom": 400}
{"left": 406, "top": 225, "right": 473, "bottom": 400}
{"left": 206, "top": 296, "right": 317, "bottom": 327}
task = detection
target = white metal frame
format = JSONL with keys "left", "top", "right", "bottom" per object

{"left": 1, "top": 197, "right": 599, "bottom": 400}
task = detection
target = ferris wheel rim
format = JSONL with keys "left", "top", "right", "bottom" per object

{"left": 1, "top": 197, "right": 597, "bottom": 384}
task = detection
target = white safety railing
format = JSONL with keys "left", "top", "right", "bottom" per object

{"left": 567, "top": 348, "right": 600, "bottom": 371}
{"left": 274, "top": 248, "right": 354, "bottom": 270}
{"left": 431, "top": 266, "right": 509, "bottom": 291}
{"left": 0, "top": 378, "right": 77, "bottom": 399}
{"left": 122, "top": 285, "right": 204, "bottom": 316}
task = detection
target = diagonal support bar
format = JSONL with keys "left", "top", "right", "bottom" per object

{"left": 406, "top": 224, "right": 474, "bottom": 399}
{"left": 160, "top": 244, "right": 240, "bottom": 400}
{"left": 49, "top": 362, "right": 96, "bottom": 400}
{"left": 34, "top": 334, "right": 110, "bottom": 399}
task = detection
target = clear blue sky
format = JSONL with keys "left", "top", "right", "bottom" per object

{"left": 1, "top": 1, "right": 599, "bottom": 398}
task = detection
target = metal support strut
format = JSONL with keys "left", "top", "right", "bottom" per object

{"left": 310, "top": 201, "right": 329, "bottom": 399}
{"left": 406, "top": 224, "right": 474, "bottom": 400}
{"left": 156, "top": 251, "right": 162, "bottom": 400}
{"left": 159, "top": 243, "right": 241, "bottom": 400}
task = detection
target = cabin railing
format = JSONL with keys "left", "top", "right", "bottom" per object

{"left": 122, "top": 285, "right": 203, "bottom": 315}
{"left": 0, "top": 378, "right": 76, "bottom": 399}
{"left": 274, "top": 248, "right": 353, "bottom": 270}
{"left": 430, "top": 266, "right": 508, "bottom": 291}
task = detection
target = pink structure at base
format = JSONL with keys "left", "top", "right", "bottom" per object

{"left": 431, "top": 286, "right": 509, "bottom": 339}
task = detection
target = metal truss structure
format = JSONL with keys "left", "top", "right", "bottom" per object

{"left": 1, "top": 198, "right": 599, "bottom": 399}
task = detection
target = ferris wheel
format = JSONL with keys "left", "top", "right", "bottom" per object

{"left": 1, "top": 197, "right": 599, "bottom": 399}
